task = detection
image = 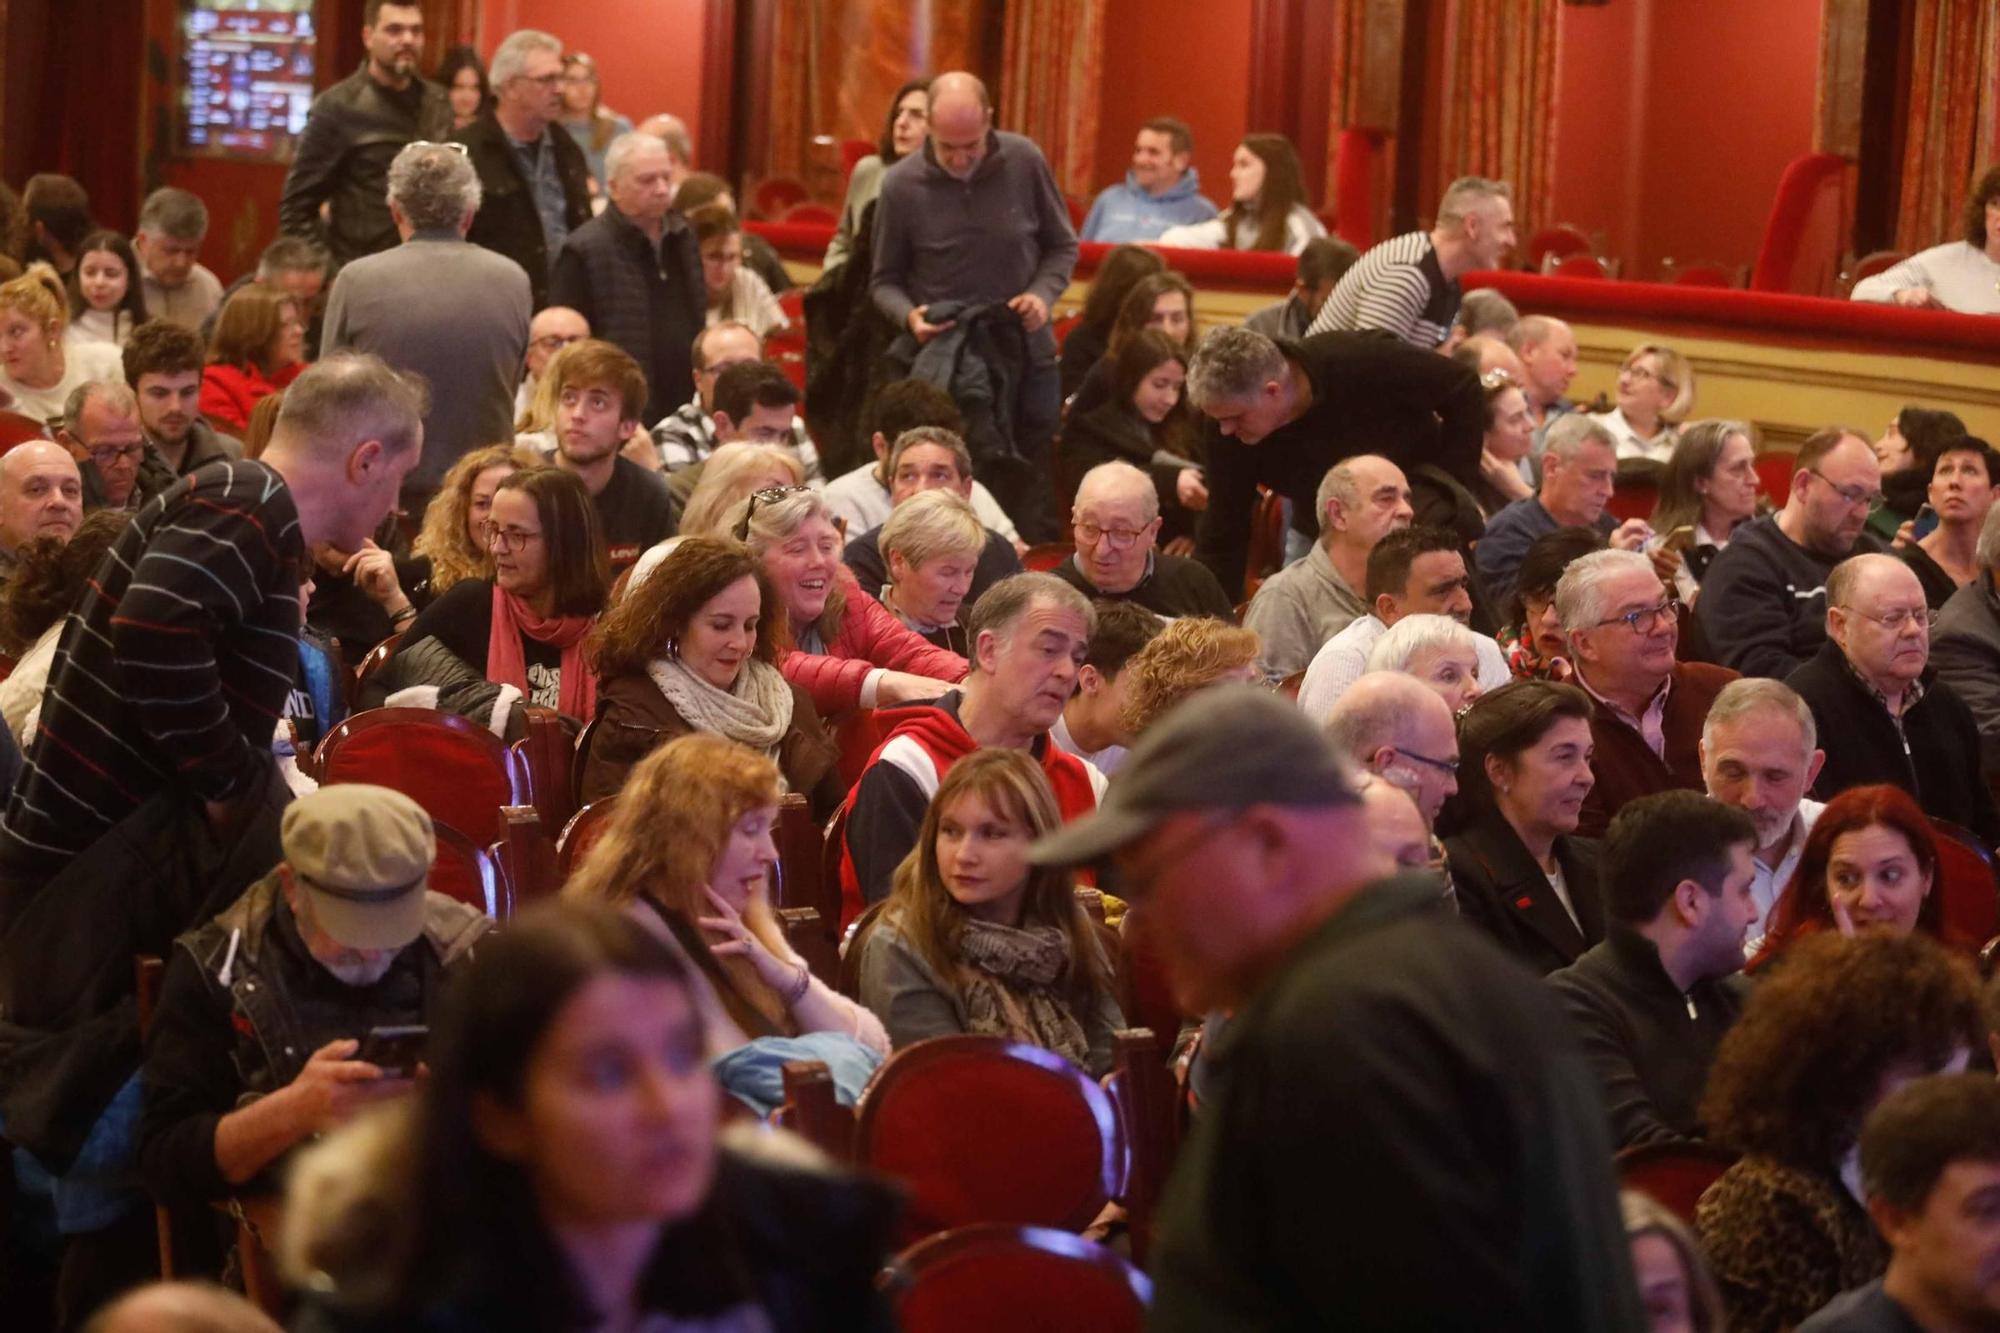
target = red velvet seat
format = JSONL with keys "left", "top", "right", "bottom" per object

{"left": 1616, "top": 1141, "right": 1738, "bottom": 1226}
{"left": 1022, "top": 541, "right": 1075, "bottom": 573}
{"left": 885, "top": 1224, "right": 1150, "bottom": 1333}
{"left": 508, "top": 705, "right": 575, "bottom": 831}
{"left": 431, "top": 819, "right": 508, "bottom": 917}
{"left": 352, "top": 631, "right": 404, "bottom": 696}
{"left": 1849, "top": 249, "right": 1908, "bottom": 287}
{"left": 315, "top": 706, "right": 524, "bottom": 847}
{"left": 1749, "top": 152, "right": 1851, "bottom": 295}
{"left": 1754, "top": 451, "right": 1797, "bottom": 504}
{"left": 556, "top": 797, "right": 617, "bottom": 879}
{"left": 1552, "top": 254, "right": 1611, "bottom": 280}
{"left": 782, "top": 202, "right": 837, "bottom": 227}
{"left": 1605, "top": 480, "right": 1657, "bottom": 522}
{"left": 0, "top": 411, "right": 49, "bottom": 451}
{"left": 1526, "top": 224, "right": 1593, "bottom": 274}
{"left": 1929, "top": 819, "right": 2000, "bottom": 949}
{"left": 751, "top": 176, "right": 808, "bottom": 220}
{"left": 854, "top": 1035, "right": 1126, "bottom": 1243}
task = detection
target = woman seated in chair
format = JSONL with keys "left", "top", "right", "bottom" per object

{"left": 1472, "top": 370, "right": 1537, "bottom": 520}
{"left": 580, "top": 536, "right": 840, "bottom": 815}
{"left": 1750, "top": 784, "right": 1983, "bottom": 970}
{"left": 280, "top": 901, "right": 897, "bottom": 1330}
{"left": 1062, "top": 270, "right": 1199, "bottom": 422}
{"left": 200, "top": 284, "right": 308, "bottom": 435}
{"left": 626, "top": 442, "right": 808, "bottom": 595}
{"left": 381, "top": 467, "right": 608, "bottom": 723}
{"left": 736, "top": 486, "right": 965, "bottom": 717}
{"left": 1588, "top": 342, "right": 1694, "bottom": 468}
{"left": 1444, "top": 680, "right": 1604, "bottom": 975}
{"left": 1695, "top": 930, "right": 1981, "bottom": 1332}
{"left": 1650, "top": 420, "right": 1762, "bottom": 605}
{"left": 1500, "top": 527, "right": 1605, "bottom": 681}
{"left": 873, "top": 489, "right": 982, "bottom": 655}
{"left": 566, "top": 734, "right": 888, "bottom": 1065}
{"left": 1363, "top": 613, "right": 1487, "bottom": 717}
{"left": 857, "top": 749, "right": 1124, "bottom": 1076}
{"left": 1059, "top": 328, "right": 1206, "bottom": 550}
{"left": 1057, "top": 242, "right": 1162, "bottom": 400}
{"left": 414, "top": 444, "right": 544, "bottom": 598}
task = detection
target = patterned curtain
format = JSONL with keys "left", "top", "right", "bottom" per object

{"left": 1893, "top": 0, "right": 2000, "bottom": 251}
{"left": 998, "top": 0, "right": 1105, "bottom": 201}
{"left": 1436, "top": 0, "right": 1560, "bottom": 228}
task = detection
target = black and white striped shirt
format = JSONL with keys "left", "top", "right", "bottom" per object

{"left": 0, "top": 461, "right": 304, "bottom": 874}
{"left": 1306, "top": 230, "right": 1462, "bottom": 349}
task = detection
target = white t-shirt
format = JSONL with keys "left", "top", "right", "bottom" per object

{"left": 0, "top": 339, "right": 126, "bottom": 427}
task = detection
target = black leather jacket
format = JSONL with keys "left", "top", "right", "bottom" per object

{"left": 452, "top": 111, "right": 593, "bottom": 310}
{"left": 279, "top": 64, "right": 451, "bottom": 267}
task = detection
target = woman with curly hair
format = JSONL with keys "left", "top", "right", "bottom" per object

{"left": 412, "top": 443, "right": 543, "bottom": 595}
{"left": 0, "top": 511, "right": 125, "bottom": 745}
{"left": 580, "top": 536, "right": 839, "bottom": 813}
{"left": 1695, "top": 930, "right": 1983, "bottom": 1332}
{"left": 1118, "top": 616, "right": 1262, "bottom": 737}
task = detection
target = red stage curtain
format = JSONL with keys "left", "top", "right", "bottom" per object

{"left": 999, "top": 0, "right": 1105, "bottom": 201}
{"left": 1893, "top": 0, "right": 2000, "bottom": 252}
{"left": 1436, "top": 0, "right": 1560, "bottom": 229}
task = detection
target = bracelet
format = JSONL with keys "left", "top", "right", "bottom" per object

{"left": 390, "top": 604, "right": 417, "bottom": 624}
{"left": 782, "top": 959, "right": 812, "bottom": 1008}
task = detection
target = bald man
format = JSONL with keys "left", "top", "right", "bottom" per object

{"left": 1051, "top": 461, "right": 1234, "bottom": 620}
{"left": 0, "top": 439, "right": 83, "bottom": 582}
{"left": 1325, "top": 670, "right": 1460, "bottom": 826}
{"left": 637, "top": 111, "right": 693, "bottom": 192}
{"left": 1786, "top": 552, "right": 1997, "bottom": 840}
{"left": 870, "top": 71, "right": 1078, "bottom": 542}
{"left": 518, "top": 305, "right": 589, "bottom": 419}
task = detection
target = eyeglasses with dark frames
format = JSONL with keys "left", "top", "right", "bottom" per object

{"left": 734, "top": 484, "right": 813, "bottom": 539}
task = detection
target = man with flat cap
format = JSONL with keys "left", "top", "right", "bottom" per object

{"left": 1031, "top": 685, "right": 1642, "bottom": 1330}
{"left": 140, "top": 784, "right": 492, "bottom": 1210}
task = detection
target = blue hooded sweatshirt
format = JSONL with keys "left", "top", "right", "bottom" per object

{"left": 1080, "top": 168, "right": 1218, "bottom": 243}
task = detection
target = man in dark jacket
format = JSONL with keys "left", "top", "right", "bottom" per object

{"left": 140, "top": 785, "right": 490, "bottom": 1210}
{"left": 278, "top": 2, "right": 451, "bottom": 268}
{"left": 1186, "top": 325, "right": 1485, "bottom": 598}
{"left": 1698, "top": 426, "right": 1884, "bottom": 678}
{"left": 453, "top": 29, "right": 592, "bottom": 310}
{"left": 1786, "top": 553, "right": 2000, "bottom": 841}
{"left": 1548, "top": 791, "right": 1758, "bottom": 1150}
{"left": 551, "top": 132, "right": 704, "bottom": 425}
{"left": 1051, "top": 460, "right": 1233, "bottom": 620}
{"left": 1031, "top": 686, "right": 1643, "bottom": 1330}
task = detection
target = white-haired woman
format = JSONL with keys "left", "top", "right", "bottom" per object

{"left": 1364, "top": 612, "right": 1488, "bottom": 715}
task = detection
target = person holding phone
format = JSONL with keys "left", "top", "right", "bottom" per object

{"left": 139, "top": 784, "right": 493, "bottom": 1220}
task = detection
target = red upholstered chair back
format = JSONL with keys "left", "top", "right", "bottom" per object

{"left": 315, "top": 707, "right": 523, "bottom": 846}
{"left": 783, "top": 202, "right": 837, "bottom": 227}
{"left": 1242, "top": 486, "right": 1286, "bottom": 599}
{"left": 431, "top": 819, "right": 508, "bottom": 917}
{"left": 1616, "top": 1142, "right": 1739, "bottom": 1226}
{"left": 1754, "top": 451, "right": 1797, "bottom": 505}
{"left": 837, "top": 899, "right": 887, "bottom": 999}
{"left": 353, "top": 631, "right": 405, "bottom": 696}
{"left": 1552, "top": 254, "right": 1610, "bottom": 280}
{"left": 1850, "top": 249, "right": 1908, "bottom": 287}
{"left": 1329, "top": 127, "right": 1386, "bottom": 251}
{"left": 509, "top": 706, "right": 575, "bottom": 831}
{"left": 1116, "top": 906, "right": 1187, "bottom": 1065}
{"left": 0, "top": 411, "right": 50, "bottom": 452}
{"left": 1022, "top": 542, "right": 1074, "bottom": 573}
{"left": 885, "top": 1224, "right": 1151, "bottom": 1333}
{"left": 854, "top": 1035, "right": 1127, "bottom": 1242}
{"left": 773, "top": 792, "right": 836, "bottom": 983}
{"left": 1526, "top": 224, "right": 1593, "bottom": 273}
{"left": 556, "top": 797, "right": 618, "bottom": 880}
{"left": 1605, "top": 480, "right": 1657, "bottom": 522}
{"left": 1750, "top": 152, "right": 1852, "bottom": 295}
{"left": 750, "top": 177, "right": 808, "bottom": 220}
{"left": 1929, "top": 819, "right": 2000, "bottom": 948}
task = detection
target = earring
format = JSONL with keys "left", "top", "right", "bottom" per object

{"left": 667, "top": 637, "right": 679, "bottom": 660}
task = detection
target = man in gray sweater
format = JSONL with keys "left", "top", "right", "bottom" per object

{"left": 321, "top": 142, "right": 532, "bottom": 507}
{"left": 870, "top": 71, "right": 1078, "bottom": 542}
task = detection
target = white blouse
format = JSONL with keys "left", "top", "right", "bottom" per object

{"left": 1850, "top": 241, "right": 2000, "bottom": 316}
{"left": 1157, "top": 205, "right": 1327, "bottom": 256}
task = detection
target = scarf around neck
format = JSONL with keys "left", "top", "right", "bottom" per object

{"left": 956, "top": 917, "right": 1091, "bottom": 1068}
{"left": 487, "top": 584, "right": 596, "bottom": 720}
{"left": 647, "top": 653, "right": 795, "bottom": 755}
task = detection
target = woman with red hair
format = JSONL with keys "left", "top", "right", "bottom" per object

{"left": 1752, "top": 783, "right": 1978, "bottom": 968}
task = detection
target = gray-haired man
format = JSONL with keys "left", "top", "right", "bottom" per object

{"left": 134, "top": 188, "right": 225, "bottom": 330}
{"left": 1308, "top": 176, "right": 1517, "bottom": 348}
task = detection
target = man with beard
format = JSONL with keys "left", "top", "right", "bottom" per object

{"left": 123, "top": 320, "right": 241, "bottom": 499}
{"left": 542, "top": 339, "right": 675, "bottom": 573}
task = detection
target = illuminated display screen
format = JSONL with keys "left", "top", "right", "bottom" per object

{"left": 179, "top": 1, "right": 316, "bottom": 159}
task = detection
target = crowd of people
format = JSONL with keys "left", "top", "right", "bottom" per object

{"left": 0, "top": 3, "right": 1999, "bottom": 1328}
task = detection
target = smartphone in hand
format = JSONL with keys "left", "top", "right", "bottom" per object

{"left": 356, "top": 1025, "right": 427, "bottom": 1079}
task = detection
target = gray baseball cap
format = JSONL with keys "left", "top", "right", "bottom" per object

{"left": 1030, "top": 684, "right": 1362, "bottom": 868}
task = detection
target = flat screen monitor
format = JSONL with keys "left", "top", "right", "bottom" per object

{"left": 178, "top": 1, "right": 317, "bottom": 160}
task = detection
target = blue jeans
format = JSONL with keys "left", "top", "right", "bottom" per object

{"left": 7, "top": 1072, "right": 145, "bottom": 1234}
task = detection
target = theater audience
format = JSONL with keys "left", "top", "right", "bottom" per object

{"left": 1699, "top": 678, "right": 1828, "bottom": 956}
{"left": 556, "top": 52, "right": 631, "bottom": 192}
{"left": 1799, "top": 1072, "right": 2000, "bottom": 1331}
{"left": 580, "top": 536, "right": 840, "bottom": 814}
{"left": 1700, "top": 425, "right": 1885, "bottom": 677}
{"left": 550, "top": 132, "right": 703, "bottom": 424}
{"left": 139, "top": 784, "right": 489, "bottom": 1209}
{"left": 387, "top": 466, "right": 608, "bottom": 721}
{"left": 133, "top": 187, "right": 224, "bottom": 329}
{"left": 822, "top": 379, "right": 1017, "bottom": 542}
{"left": 539, "top": 340, "right": 677, "bottom": 573}
{"left": 1445, "top": 287, "right": 1521, "bottom": 350}
{"left": 1501, "top": 526, "right": 1604, "bottom": 681}
{"left": 1900, "top": 434, "right": 1995, "bottom": 607}
{"left": 0, "top": 511, "right": 122, "bottom": 745}
{"left": 1245, "top": 236, "right": 1358, "bottom": 341}
{"left": 201, "top": 285, "right": 308, "bottom": 435}
{"left": 1323, "top": 670, "right": 1461, "bottom": 827}
{"left": 871, "top": 489, "right": 983, "bottom": 653}
{"left": 660, "top": 355, "right": 821, "bottom": 484}
{"left": 1058, "top": 329, "right": 1208, "bottom": 547}
{"left": 515, "top": 304, "right": 588, "bottom": 421}
{"left": 1479, "top": 414, "right": 1648, "bottom": 610}
{"left": 454, "top": 29, "right": 592, "bottom": 310}
{"left": 824, "top": 79, "right": 928, "bottom": 273}
{"left": 651, "top": 322, "right": 763, "bottom": 470}
{"left": 1246, "top": 454, "right": 1413, "bottom": 678}
{"left": 1471, "top": 369, "right": 1537, "bottom": 517}
{"left": 1623, "top": 1193, "right": 1728, "bottom": 1333}
{"left": 280, "top": 1, "right": 449, "bottom": 269}
{"left": 1118, "top": 614, "right": 1262, "bottom": 737}
{"left": 1446, "top": 680, "right": 1605, "bottom": 975}
{"left": 123, "top": 319, "right": 242, "bottom": 478}
{"left": 279, "top": 901, "right": 895, "bottom": 1329}
{"left": 1696, "top": 930, "right": 1981, "bottom": 1332}
{"left": 1297, "top": 525, "right": 1508, "bottom": 717}
{"left": 641, "top": 113, "right": 695, "bottom": 194}
{"left": 410, "top": 443, "right": 538, "bottom": 597}
{"left": 673, "top": 441, "right": 804, "bottom": 541}
{"left": 1052, "top": 460, "right": 1233, "bottom": 619}
{"left": 1785, "top": 553, "right": 1997, "bottom": 840}
{"left": 1558, "top": 549, "right": 1738, "bottom": 836}
{"left": 1651, "top": 419, "right": 1762, "bottom": 601}
{"left": 1059, "top": 270, "right": 1201, "bottom": 425}
{"left": 1592, "top": 343, "right": 1694, "bottom": 466}
{"left": 1361, "top": 612, "right": 1488, "bottom": 714}
{"left": 1508, "top": 313, "right": 1580, "bottom": 446}
{"left": 63, "top": 231, "right": 147, "bottom": 348}
{"left": 1080, "top": 116, "right": 1217, "bottom": 243}
{"left": 838, "top": 573, "right": 1098, "bottom": 918}
{"left": 1548, "top": 791, "right": 1757, "bottom": 1149}
{"left": 1031, "top": 686, "right": 1642, "bottom": 1329}
{"left": 842, "top": 426, "right": 1023, "bottom": 610}
{"left": 1050, "top": 600, "right": 1161, "bottom": 775}
{"left": 1157, "top": 133, "right": 1325, "bottom": 254}
{"left": 1307, "top": 176, "right": 1515, "bottom": 348}
{"left": 738, "top": 486, "right": 964, "bottom": 716}
{"left": 1187, "top": 325, "right": 1482, "bottom": 597}
{"left": 1932, "top": 508, "right": 2000, "bottom": 776}
{"left": 57, "top": 380, "right": 147, "bottom": 509}
{"left": 669, "top": 173, "right": 793, "bottom": 298}
{"left": 0, "top": 439, "right": 82, "bottom": 585}
{"left": 321, "top": 141, "right": 532, "bottom": 500}
{"left": 858, "top": 748, "right": 1124, "bottom": 1073}
{"left": 438, "top": 44, "right": 491, "bottom": 131}
{"left": 1057, "top": 244, "right": 1164, "bottom": 398}
{"left": 690, "top": 205, "right": 788, "bottom": 338}
{"left": 1849, "top": 164, "right": 2000, "bottom": 315}
{"left": 0, "top": 263, "right": 124, "bottom": 423}
{"left": 1870, "top": 406, "right": 1967, "bottom": 541}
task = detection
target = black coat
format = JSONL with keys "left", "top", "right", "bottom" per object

{"left": 1445, "top": 809, "right": 1606, "bottom": 976}
{"left": 453, "top": 112, "right": 592, "bottom": 310}
{"left": 550, "top": 203, "right": 705, "bottom": 424}
{"left": 279, "top": 64, "right": 452, "bottom": 266}
{"left": 1785, "top": 639, "right": 2000, "bottom": 843}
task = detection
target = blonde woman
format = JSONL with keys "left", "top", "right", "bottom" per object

{"left": 876, "top": 488, "right": 985, "bottom": 654}
{"left": 622, "top": 441, "right": 804, "bottom": 595}
{"left": 0, "top": 262, "right": 123, "bottom": 423}
{"left": 1623, "top": 1192, "right": 1726, "bottom": 1333}
{"left": 857, "top": 748, "right": 1124, "bottom": 1074}
{"left": 412, "top": 444, "right": 543, "bottom": 595}
{"left": 564, "top": 733, "right": 888, "bottom": 1060}
{"left": 1120, "top": 616, "right": 1263, "bottom": 737}
{"left": 1591, "top": 343, "right": 1695, "bottom": 466}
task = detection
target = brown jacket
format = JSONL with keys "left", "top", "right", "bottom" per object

{"left": 1576, "top": 660, "right": 1739, "bottom": 838}
{"left": 579, "top": 670, "right": 843, "bottom": 817}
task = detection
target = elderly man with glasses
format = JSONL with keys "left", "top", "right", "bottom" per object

{"left": 1556, "top": 548, "right": 1739, "bottom": 837}
{"left": 1050, "top": 461, "right": 1233, "bottom": 621}
{"left": 1784, "top": 552, "right": 1999, "bottom": 840}
{"left": 1698, "top": 425, "right": 1886, "bottom": 678}
{"left": 57, "top": 381, "right": 149, "bottom": 511}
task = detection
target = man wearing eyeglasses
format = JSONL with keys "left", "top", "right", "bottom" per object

{"left": 515, "top": 306, "right": 589, "bottom": 421}
{"left": 1050, "top": 462, "right": 1234, "bottom": 621}
{"left": 1698, "top": 426, "right": 1886, "bottom": 678}
{"left": 1785, "top": 553, "right": 1998, "bottom": 841}
{"left": 1556, "top": 549, "right": 1739, "bottom": 838}
{"left": 57, "top": 382, "right": 149, "bottom": 511}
